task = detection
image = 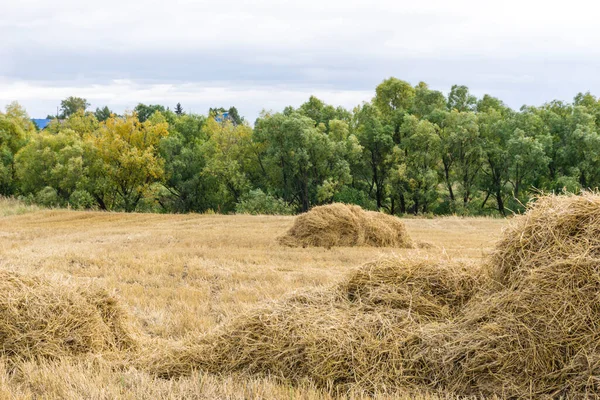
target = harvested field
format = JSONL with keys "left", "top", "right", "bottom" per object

{"left": 142, "top": 193, "right": 600, "bottom": 399}
{"left": 0, "top": 199, "right": 506, "bottom": 399}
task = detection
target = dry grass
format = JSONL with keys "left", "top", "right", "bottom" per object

{"left": 431, "top": 193, "right": 600, "bottom": 397}
{"left": 138, "top": 193, "right": 600, "bottom": 399}
{"left": 0, "top": 271, "right": 137, "bottom": 362}
{"left": 343, "top": 258, "right": 488, "bottom": 320}
{"left": 0, "top": 202, "right": 504, "bottom": 399}
{"left": 0, "top": 197, "right": 40, "bottom": 217}
{"left": 279, "top": 203, "right": 413, "bottom": 248}
{"left": 141, "top": 257, "right": 489, "bottom": 393}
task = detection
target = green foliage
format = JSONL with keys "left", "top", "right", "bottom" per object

{"left": 158, "top": 113, "right": 215, "bottom": 213}
{"left": 60, "top": 97, "right": 90, "bottom": 118}
{"left": 7, "top": 78, "right": 600, "bottom": 216}
{"left": 94, "top": 106, "right": 113, "bottom": 122}
{"left": 35, "top": 186, "right": 60, "bottom": 207}
{"left": 69, "top": 189, "right": 95, "bottom": 209}
{"left": 254, "top": 110, "right": 351, "bottom": 212}
{"left": 174, "top": 103, "right": 184, "bottom": 116}
{"left": 354, "top": 103, "right": 394, "bottom": 210}
{"left": 401, "top": 116, "right": 441, "bottom": 213}
{"left": 227, "top": 107, "right": 243, "bottom": 125}
{"left": 412, "top": 82, "right": 446, "bottom": 119}
{"left": 447, "top": 85, "right": 476, "bottom": 112}
{"left": 15, "top": 129, "right": 85, "bottom": 202}
{"left": 84, "top": 112, "right": 169, "bottom": 211}
{"left": 332, "top": 186, "right": 377, "bottom": 210}
{"left": 0, "top": 103, "right": 32, "bottom": 195}
{"left": 235, "top": 189, "right": 294, "bottom": 215}
{"left": 373, "top": 77, "right": 416, "bottom": 118}
{"left": 134, "top": 104, "right": 166, "bottom": 123}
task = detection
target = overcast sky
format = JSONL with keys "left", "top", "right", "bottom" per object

{"left": 2, "top": 0, "right": 600, "bottom": 120}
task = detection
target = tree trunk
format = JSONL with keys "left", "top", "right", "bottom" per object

{"left": 399, "top": 193, "right": 406, "bottom": 214}
{"left": 443, "top": 159, "right": 454, "bottom": 201}
{"left": 496, "top": 188, "right": 505, "bottom": 216}
{"left": 302, "top": 173, "right": 309, "bottom": 212}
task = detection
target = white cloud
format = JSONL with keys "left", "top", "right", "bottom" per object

{"left": 4, "top": 0, "right": 600, "bottom": 57}
{"left": 0, "top": 79, "right": 373, "bottom": 120}
{"left": 2, "top": 0, "right": 600, "bottom": 118}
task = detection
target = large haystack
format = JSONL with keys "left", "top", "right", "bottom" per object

{"left": 490, "top": 192, "right": 600, "bottom": 284}
{"left": 425, "top": 257, "right": 600, "bottom": 397}
{"left": 429, "top": 193, "right": 600, "bottom": 397}
{"left": 147, "top": 193, "right": 600, "bottom": 398}
{"left": 343, "top": 258, "right": 486, "bottom": 320}
{"left": 279, "top": 203, "right": 412, "bottom": 248}
{"left": 144, "top": 257, "right": 486, "bottom": 391}
{"left": 0, "top": 271, "right": 138, "bottom": 361}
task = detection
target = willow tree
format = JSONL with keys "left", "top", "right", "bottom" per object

{"left": 84, "top": 113, "right": 169, "bottom": 211}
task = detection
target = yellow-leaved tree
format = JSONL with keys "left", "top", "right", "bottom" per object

{"left": 84, "top": 112, "right": 168, "bottom": 211}
{"left": 0, "top": 102, "right": 34, "bottom": 195}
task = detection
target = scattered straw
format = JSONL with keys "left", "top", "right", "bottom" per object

{"left": 0, "top": 271, "right": 138, "bottom": 361}
{"left": 9, "top": 193, "right": 600, "bottom": 398}
{"left": 146, "top": 193, "right": 600, "bottom": 398}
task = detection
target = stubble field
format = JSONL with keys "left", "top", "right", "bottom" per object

{"left": 0, "top": 199, "right": 506, "bottom": 399}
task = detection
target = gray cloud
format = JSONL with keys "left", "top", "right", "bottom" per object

{"left": 2, "top": 0, "right": 600, "bottom": 119}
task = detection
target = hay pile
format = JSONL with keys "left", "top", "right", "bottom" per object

{"left": 279, "top": 203, "right": 413, "bottom": 248}
{"left": 144, "top": 257, "right": 488, "bottom": 391}
{"left": 0, "top": 271, "right": 138, "bottom": 361}
{"left": 146, "top": 193, "right": 600, "bottom": 398}
{"left": 343, "top": 258, "right": 485, "bottom": 320}
{"left": 428, "top": 193, "right": 600, "bottom": 397}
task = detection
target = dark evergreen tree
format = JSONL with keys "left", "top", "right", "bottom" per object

{"left": 175, "top": 103, "right": 184, "bottom": 116}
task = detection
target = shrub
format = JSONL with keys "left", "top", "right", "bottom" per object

{"left": 69, "top": 190, "right": 96, "bottom": 210}
{"left": 332, "top": 186, "right": 377, "bottom": 210}
{"left": 235, "top": 189, "right": 294, "bottom": 215}
{"left": 35, "top": 186, "right": 60, "bottom": 207}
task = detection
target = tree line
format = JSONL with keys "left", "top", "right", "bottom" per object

{"left": 2, "top": 77, "right": 600, "bottom": 216}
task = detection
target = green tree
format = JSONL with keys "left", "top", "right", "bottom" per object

{"left": 353, "top": 103, "right": 395, "bottom": 210}
{"left": 235, "top": 189, "right": 294, "bottom": 215}
{"left": 15, "top": 129, "right": 86, "bottom": 203}
{"left": 0, "top": 106, "right": 31, "bottom": 195}
{"left": 134, "top": 104, "right": 166, "bottom": 123}
{"left": 373, "top": 78, "right": 416, "bottom": 118}
{"left": 298, "top": 96, "right": 351, "bottom": 131}
{"left": 5, "top": 102, "right": 36, "bottom": 133}
{"left": 227, "top": 107, "right": 244, "bottom": 125}
{"left": 574, "top": 92, "right": 600, "bottom": 130}
{"left": 60, "top": 96, "right": 90, "bottom": 118}
{"left": 45, "top": 110, "right": 99, "bottom": 136}
{"left": 506, "top": 128, "right": 549, "bottom": 201}
{"left": 94, "top": 106, "right": 113, "bottom": 122}
{"left": 447, "top": 85, "right": 476, "bottom": 112}
{"left": 478, "top": 110, "right": 513, "bottom": 215}
{"left": 174, "top": 103, "right": 184, "bottom": 116}
{"left": 158, "top": 114, "right": 216, "bottom": 212}
{"left": 444, "top": 111, "right": 483, "bottom": 209}
{"left": 401, "top": 116, "right": 441, "bottom": 214}
{"left": 411, "top": 82, "right": 446, "bottom": 120}
{"left": 254, "top": 111, "right": 350, "bottom": 212}
{"left": 201, "top": 117, "right": 258, "bottom": 211}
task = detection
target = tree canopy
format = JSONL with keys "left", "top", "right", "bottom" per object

{"left": 4, "top": 82, "right": 600, "bottom": 215}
